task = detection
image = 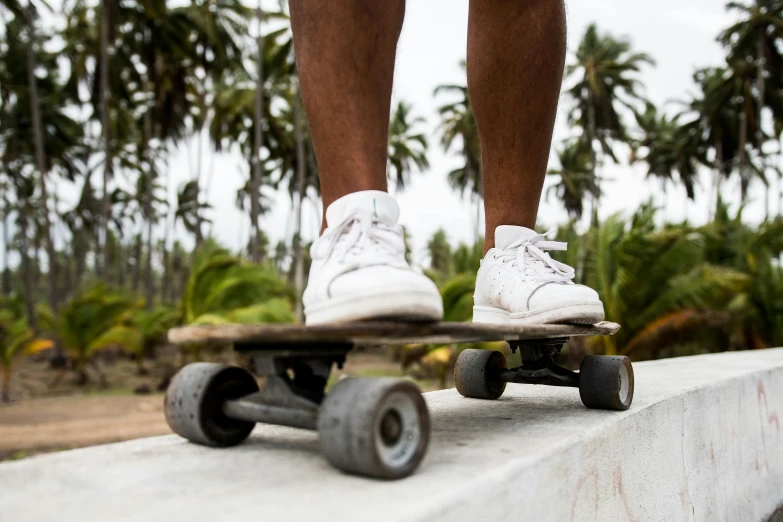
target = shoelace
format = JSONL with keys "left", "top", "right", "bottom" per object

{"left": 312, "top": 209, "right": 404, "bottom": 264}
{"left": 493, "top": 230, "right": 575, "bottom": 282}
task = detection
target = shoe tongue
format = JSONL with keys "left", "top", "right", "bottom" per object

{"left": 494, "top": 225, "right": 538, "bottom": 250}
{"left": 325, "top": 190, "right": 400, "bottom": 227}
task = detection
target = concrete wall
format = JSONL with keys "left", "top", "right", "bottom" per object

{"left": 1, "top": 348, "right": 782, "bottom": 522}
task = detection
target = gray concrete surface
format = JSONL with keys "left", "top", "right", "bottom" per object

{"left": 1, "top": 349, "right": 782, "bottom": 522}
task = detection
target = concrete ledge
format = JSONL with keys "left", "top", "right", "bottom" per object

{"left": 1, "top": 349, "right": 782, "bottom": 522}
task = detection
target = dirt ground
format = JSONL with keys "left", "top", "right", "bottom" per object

{"left": 0, "top": 394, "right": 170, "bottom": 460}
{"left": 0, "top": 349, "right": 442, "bottom": 461}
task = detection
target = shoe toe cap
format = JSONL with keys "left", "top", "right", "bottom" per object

{"left": 528, "top": 282, "right": 600, "bottom": 309}
{"left": 329, "top": 265, "right": 439, "bottom": 299}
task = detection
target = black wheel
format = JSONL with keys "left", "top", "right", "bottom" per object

{"left": 318, "top": 378, "right": 430, "bottom": 480}
{"left": 165, "top": 362, "right": 259, "bottom": 447}
{"left": 579, "top": 355, "right": 634, "bottom": 411}
{"left": 454, "top": 349, "right": 507, "bottom": 400}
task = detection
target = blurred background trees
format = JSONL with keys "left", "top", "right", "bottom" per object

{"left": 0, "top": 0, "right": 782, "bottom": 397}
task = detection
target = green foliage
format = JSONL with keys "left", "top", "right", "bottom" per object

{"left": 434, "top": 62, "right": 481, "bottom": 199}
{"left": 0, "top": 299, "right": 52, "bottom": 401}
{"left": 388, "top": 101, "right": 430, "bottom": 191}
{"left": 565, "top": 23, "right": 655, "bottom": 163}
{"left": 182, "top": 244, "right": 294, "bottom": 326}
{"left": 37, "top": 284, "right": 136, "bottom": 384}
{"left": 427, "top": 229, "right": 452, "bottom": 277}
{"left": 440, "top": 273, "right": 476, "bottom": 322}
{"left": 547, "top": 140, "right": 601, "bottom": 219}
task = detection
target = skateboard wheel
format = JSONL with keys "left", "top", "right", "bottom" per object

{"left": 318, "top": 378, "right": 430, "bottom": 479}
{"left": 579, "top": 355, "right": 634, "bottom": 411}
{"left": 165, "top": 362, "right": 259, "bottom": 447}
{"left": 454, "top": 349, "right": 507, "bottom": 400}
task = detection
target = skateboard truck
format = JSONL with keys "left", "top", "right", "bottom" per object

{"left": 221, "top": 342, "right": 351, "bottom": 431}
{"left": 497, "top": 338, "right": 579, "bottom": 388}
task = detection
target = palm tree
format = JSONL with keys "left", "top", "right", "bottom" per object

{"left": 426, "top": 229, "right": 452, "bottom": 279}
{"left": 547, "top": 140, "right": 601, "bottom": 220}
{"left": 132, "top": 169, "right": 168, "bottom": 309}
{"left": 580, "top": 207, "right": 748, "bottom": 357}
{"left": 175, "top": 180, "right": 211, "bottom": 246}
{"left": 0, "top": 300, "right": 52, "bottom": 401}
{"left": 434, "top": 65, "right": 482, "bottom": 236}
{"left": 434, "top": 66, "right": 481, "bottom": 200}
{"left": 719, "top": 0, "right": 783, "bottom": 216}
{"left": 125, "top": 306, "right": 181, "bottom": 374}
{"left": 176, "top": 0, "right": 251, "bottom": 246}
{"left": 700, "top": 200, "right": 783, "bottom": 349}
{"left": 37, "top": 285, "right": 137, "bottom": 385}
{"left": 249, "top": 0, "right": 265, "bottom": 263}
{"left": 1, "top": 16, "right": 82, "bottom": 326}
{"left": 0, "top": 175, "right": 10, "bottom": 296}
{"left": 22, "top": 2, "right": 58, "bottom": 314}
{"left": 210, "top": 22, "right": 315, "bottom": 272}
{"left": 1, "top": 10, "right": 83, "bottom": 318}
{"left": 681, "top": 66, "right": 766, "bottom": 207}
{"left": 631, "top": 104, "right": 701, "bottom": 201}
{"left": 440, "top": 273, "right": 476, "bottom": 322}
{"left": 388, "top": 100, "right": 429, "bottom": 191}
{"left": 179, "top": 240, "right": 294, "bottom": 355}
{"left": 291, "top": 82, "right": 307, "bottom": 321}
{"left": 451, "top": 239, "right": 483, "bottom": 276}
{"left": 98, "top": 0, "right": 111, "bottom": 276}
{"left": 564, "top": 24, "right": 654, "bottom": 210}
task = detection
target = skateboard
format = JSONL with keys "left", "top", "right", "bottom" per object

{"left": 164, "top": 321, "right": 631, "bottom": 480}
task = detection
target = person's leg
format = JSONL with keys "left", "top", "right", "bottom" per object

{"left": 467, "top": 0, "right": 567, "bottom": 251}
{"left": 289, "top": 1, "right": 443, "bottom": 325}
{"left": 289, "top": 0, "right": 404, "bottom": 211}
{"left": 469, "top": 1, "right": 605, "bottom": 325}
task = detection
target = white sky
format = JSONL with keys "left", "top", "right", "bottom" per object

{"left": 48, "top": 0, "right": 779, "bottom": 267}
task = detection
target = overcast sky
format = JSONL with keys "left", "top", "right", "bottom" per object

{"left": 52, "top": 0, "right": 775, "bottom": 267}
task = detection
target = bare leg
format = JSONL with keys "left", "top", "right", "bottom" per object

{"left": 467, "top": 0, "right": 567, "bottom": 251}
{"left": 289, "top": 1, "right": 404, "bottom": 213}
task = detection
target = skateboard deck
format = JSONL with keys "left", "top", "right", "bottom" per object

{"left": 167, "top": 320, "right": 620, "bottom": 347}
{"left": 164, "top": 320, "right": 630, "bottom": 480}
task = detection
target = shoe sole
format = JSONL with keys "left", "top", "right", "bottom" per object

{"left": 472, "top": 301, "right": 605, "bottom": 326}
{"left": 305, "top": 289, "right": 444, "bottom": 325}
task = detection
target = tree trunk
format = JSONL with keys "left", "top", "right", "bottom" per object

{"left": 161, "top": 241, "right": 171, "bottom": 303}
{"left": 195, "top": 130, "right": 203, "bottom": 248}
{"left": 19, "top": 216, "right": 36, "bottom": 330}
{"left": 75, "top": 358, "right": 89, "bottom": 386}
{"left": 161, "top": 209, "right": 172, "bottom": 303}
{"left": 713, "top": 138, "right": 724, "bottom": 218}
{"left": 586, "top": 87, "right": 599, "bottom": 224}
{"left": 99, "top": 0, "right": 112, "bottom": 277}
{"left": 62, "top": 244, "right": 73, "bottom": 300}
{"left": 25, "top": 5, "right": 57, "bottom": 315}
{"left": 143, "top": 79, "right": 155, "bottom": 310}
{"left": 132, "top": 234, "right": 142, "bottom": 292}
{"left": 1, "top": 366, "right": 10, "bottom": 403}
{"left": 249, "top": 0, "right": 264, "bottom": 263}
{"left": 145, "top": 216, "right": 154, "bottom": 310}
{"left": 757, "top": 25, "right": 768, "bottom": 219}
{"left": 1, "top": 185, "right": 10, "bottom": 296}
{"left": 779, "top": 160, "right": 783, "bottom": 217}
{"left": 738, "top": 109, "right": 749, "bottom": 201}
{"left": 293, "top": 83, "right": 306, "bottom": 322}
{"left": 194, "top": 216, "right": 203, "bottom": 247}
{"left": 74, "top": 234, "right": 87, "bottom": 292}
{"left": 116, "top": 239, "right": 126, "bottom": 288}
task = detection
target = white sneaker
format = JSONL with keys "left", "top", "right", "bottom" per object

{"left": 473, "top": 226, "right": 604, "bottom": 325}
{"left": 303, "top": 190, "right": 444, "bottom": 325}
